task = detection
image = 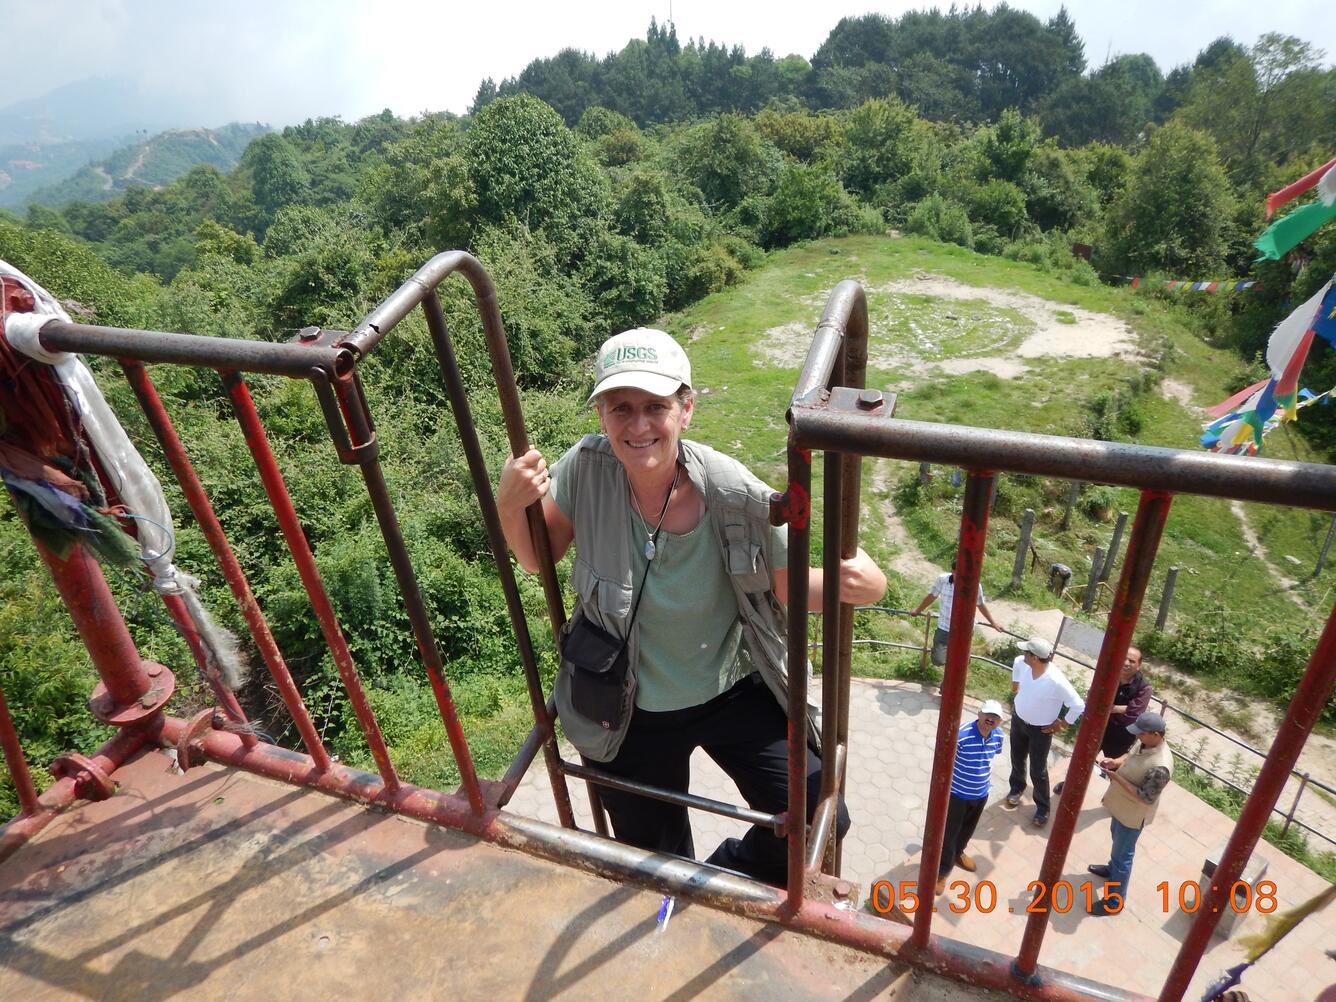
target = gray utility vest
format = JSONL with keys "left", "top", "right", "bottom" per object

{"left": 554, "top": 434, "right": 821, "bottom": 762}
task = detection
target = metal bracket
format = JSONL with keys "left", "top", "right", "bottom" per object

{"left": 290, "top": 327, "right": 353, "bottom": 351}
{"left": 311, "top": 369, "right": 380, "bottom": 465}
{"left": 50, "top": 752, "right": 115, "bottom": 801}
{"left": 88, "top": 662, "right": 175, "bottom": 725}
{"left": 176, "top": 708, "right": 220, "bottom": 772}
{"left": 826, "top": 386, "right": 896, "bottom": 417}
{"left": 804, "top": 871, "right": 861, "bottom": 911}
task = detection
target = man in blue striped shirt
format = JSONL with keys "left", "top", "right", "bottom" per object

{"left": 936, "top": 700, "right": 1007, "bottom": 894}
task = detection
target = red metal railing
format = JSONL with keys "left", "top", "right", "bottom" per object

{"left": 2, "top": 261, "right": 1336, "bottom": 1002}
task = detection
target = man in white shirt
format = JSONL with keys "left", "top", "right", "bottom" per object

{"left": 1005, "top": 637, "right": 1085, "bottom": 828}
{"left": 912, "top": 570, "right": 1000, "bottom": 667}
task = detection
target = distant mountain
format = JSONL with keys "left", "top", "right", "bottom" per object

{"left": 0, "top": 76, "right": 267, "bottom": 211}
{"left": 0, "top": 76, "right": 187, "bottom": 147}
{"left": 19, "top": 124, "right": 270, "bottom": 209}
{"left": 0, "top": 136, "right": 130, "bottom": 210}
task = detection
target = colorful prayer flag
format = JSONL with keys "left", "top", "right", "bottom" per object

{"left": 1255, "top": 199, "right": 1336, "bottom": 260}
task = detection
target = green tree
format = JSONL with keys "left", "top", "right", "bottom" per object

{"left": 670, "top": 114, "right": 779, "bottom": 211}
{"left": 241, "top": 133, "right": 311, "bottom": 226}
{"left": 840, "top": 97, "right": 918, "bottom": 198}
{"left": 1102, "top": 122, "right": 1236, "bottom": 276}
{"left": 464, "top": 95, "right": 610, "bottom": 239}
{"left": 762, "top": 163, "right": 866, "bottom": 247}
{"left": 1176, "top": 34, "right": 1328, "bottom": 185}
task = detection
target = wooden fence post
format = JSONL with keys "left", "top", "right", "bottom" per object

{"left": 1083, "top": 546, "right": 1104, "bottom": 612}
{"left": 1061, "top": 481, "right": 1081, "bottom": 530}
{"left": 1012, "top": 508, "right": 1035, "bottom": 587}
{"left": 1155, "top": 566, "right": 1179, "bottom": 631}
{"left": 1099, "top": 510, "right": 1128, "bottom": 582}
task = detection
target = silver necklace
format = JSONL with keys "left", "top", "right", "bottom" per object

{"left": 629, "top": 466, "right": 680, "bottom": 561}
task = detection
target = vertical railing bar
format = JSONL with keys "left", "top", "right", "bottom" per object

{"left": 835, "top": 436, "right": 868, "bottom": 875}
{"left": 1158, "top": 600, "right": 1336, "bottom": 1002}
{"left": 417, "top": 291, "right": 574, "bottom": 826}
{"left": 0, "top": 681, "right": 39, "bottom": 815}
{"left": 780, "top": 440, "right": 812, "bottom": 909}
{"left": 812, "top": 446, "right": 843, "bottom": 873}
{"left": 1281, "top": 772, "right": 1309, "bottom": 837}
{"left": 1012, "top": 489, "right": 1173, "bottom": 982}
{"left": 221, "top": 370, "right": 399, "bottom": 791}
{"left": 120, "top": 361, "right": 331, "bottom": 770}
{"left": 156, "top": 590, "right": 257, "bottom": 746}
{"left": 910, "top": 469, "right": 995, "bottom": 949}
{"left": 326, "top": 372, "right": 487, "bottom": 815}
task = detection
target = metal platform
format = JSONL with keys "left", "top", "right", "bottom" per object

{"left": 0, "top": 749, "right": 993, "bottom": 1002}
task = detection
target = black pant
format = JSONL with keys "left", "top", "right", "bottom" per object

{"left": 939, "top": 794, "right": 986, "bottom": 879}
{"left": 1008, "top": 716, "right": 1054, "bottom": 814}
{"left": 1101, "top": 720, "right": 1136, "bottom": 758}
{"left": 593, "top": 673, "right": 851, "bottom": 887}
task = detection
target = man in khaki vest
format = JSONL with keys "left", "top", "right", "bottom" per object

{"left": 1087, "top": 711, "right": 1172, "bottom": 916}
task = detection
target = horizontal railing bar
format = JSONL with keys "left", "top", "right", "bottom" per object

{"left": 39, "top": 321, "right": 351, "bottom": 378}
{"left": 790, "top": 410, "right": 1336, "bottom": 511}
{"left": 562, "top": 761, "right": 783, "bottom": 832}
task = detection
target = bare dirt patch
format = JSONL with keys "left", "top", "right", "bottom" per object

{"left": 754, "top": 273, "right": 1138, "bottom": 379}
{"left": 1161, "top": 378, "right": 1201, "bottom": 414}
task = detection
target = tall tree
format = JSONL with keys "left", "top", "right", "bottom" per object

{"left": 1102, "top": 122, "right": 1236, "bottom": 276}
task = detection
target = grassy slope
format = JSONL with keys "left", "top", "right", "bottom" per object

{"left": 660, "top": 235, "right": 1327, "bottom": 666}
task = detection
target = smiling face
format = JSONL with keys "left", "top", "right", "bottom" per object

{"left": 595, "top": 386, "right": 692, "bottom": 480}
{"left": 977, "top": 712, "right": 1003, "bottom": 738}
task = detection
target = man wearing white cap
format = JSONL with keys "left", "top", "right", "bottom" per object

{"left": 1005, "top": 637, "right": 1084, "bottom": 828}
{"left": 498, "top": 328, "right": 887, "bottom": 886}
{"left": 935, "top": 700, "right": 1007, "bottom": 894}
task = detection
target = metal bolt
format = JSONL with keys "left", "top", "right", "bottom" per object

{"left": 145, "top": 663, "right": 163, "bottom": 678}
{"left": 834, "top": 880, "right": 854, "bottom": 899}
{"left": 857, "top": 389, "right": 884, "bottom": 410}
{"left": 298, "top": 327, "right": 321, "bottom": 342}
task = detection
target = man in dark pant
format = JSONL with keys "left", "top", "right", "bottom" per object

{"left": 936, "top": 700, "right": 1006, "bottom": 894}
{"left": 1005, "top": 638, "right": 1085, "bottom": 827}
{"left": 594, "top": 672, "right": 850, "bottom": 887}
{"left": 1008, "top": 716, "right": 1054, "bottom": 819}
{"left": 1055, "top": 646, "right": 1152, "bottom": 795}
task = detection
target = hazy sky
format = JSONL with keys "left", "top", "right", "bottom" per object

{"left": 2, "top": 0, "right": 1332, "bottom": 127}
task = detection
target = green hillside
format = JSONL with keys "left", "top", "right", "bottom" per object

{"left": 665, "top": 234, "right": 1329, "bottom": 697}
{"left": 24, "top": 123, "right": 268, "bottom": 209}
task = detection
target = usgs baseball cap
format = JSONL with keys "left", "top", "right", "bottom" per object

{"left": 1018, "top": 637, "right": 1054, "bottom": 661}
{"left": 589, "top": 328, "right": 692, "bottom": 402}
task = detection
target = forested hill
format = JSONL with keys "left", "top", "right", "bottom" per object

{"left": 3, "top": 13, "right": 1335, "bottom": 443}
{"left": 23, "top": 124, "right": 270, "bottom": 210}
{"left": 484, "top": 10, "right": 1333, "bottom": 178}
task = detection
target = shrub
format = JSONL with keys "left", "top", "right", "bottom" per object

{"left": 904, "top": 194, "right": 973, "bottom": 249}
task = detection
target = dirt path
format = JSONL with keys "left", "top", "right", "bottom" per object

{"left": 844, "top": 271, "right": 1336, "bottom": 855}
{"left": 124, "top": 146, "right": 149, "bottom": 181}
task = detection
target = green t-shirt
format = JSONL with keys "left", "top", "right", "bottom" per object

{"left": 550, "top": 441, "right": 787, "bottom": 712}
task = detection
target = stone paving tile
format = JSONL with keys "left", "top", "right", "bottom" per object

{"left": 506, "top": 678, "right": 1335, "bottom": 1002}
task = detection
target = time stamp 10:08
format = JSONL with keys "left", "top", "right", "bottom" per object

{"left": 869, "top": 879, "right": 1280, "bottom": 915}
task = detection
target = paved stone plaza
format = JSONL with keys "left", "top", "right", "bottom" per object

{"left": 509, "top": 677, "right": 1336, "bottom": 1002}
